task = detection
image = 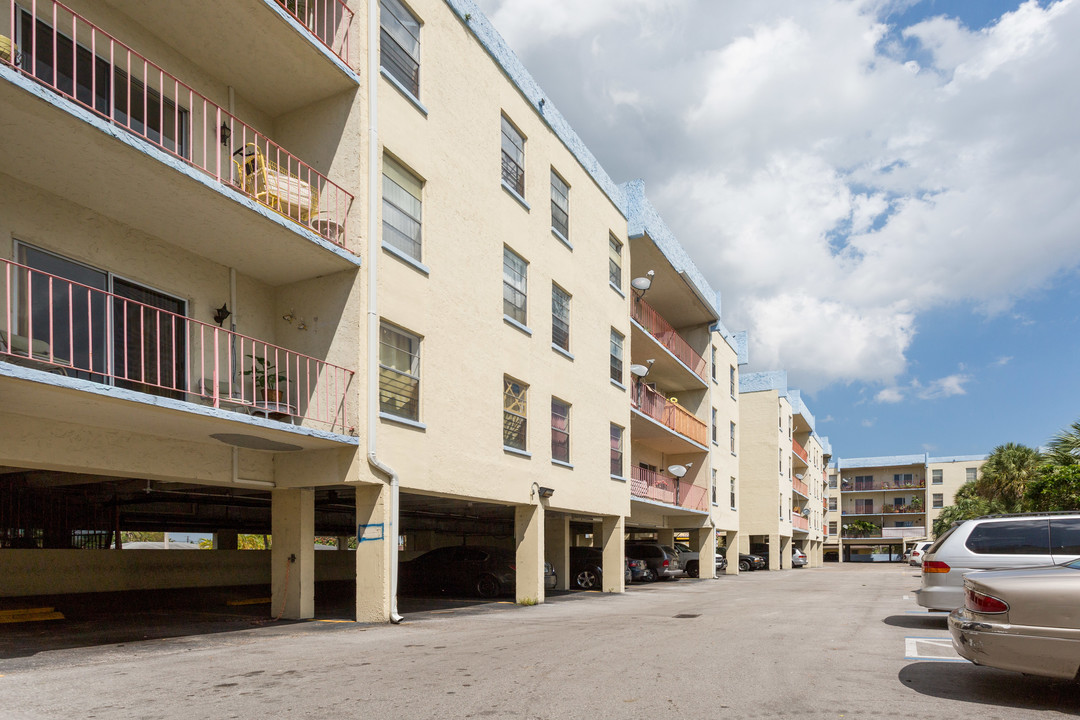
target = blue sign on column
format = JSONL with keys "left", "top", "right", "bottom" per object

{"left": 357, "top": 523, "right": 384, "bottom": 542}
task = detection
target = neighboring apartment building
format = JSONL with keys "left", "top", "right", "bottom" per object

{"left": 0, "top": 0, "right": 750, "bottom": 622}
{"left": 824, "top": 454, "right": 987, "bottom": 561}
{"left": 737, "top": 372, "right": 831, "bottom": 569}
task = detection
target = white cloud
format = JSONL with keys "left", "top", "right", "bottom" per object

{"left": 876, "top": 387, "right": 905, "bottom": 404}
{"left": 992, "top": 356, "right": 1013, "bottom": 366}
{"left": 861, "top": 418, "right": 877, "bottom": 428}
{"left": 916, "top": 374, "right": 972, "bottom": 399}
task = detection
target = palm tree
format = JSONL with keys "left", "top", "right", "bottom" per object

{"left": 974, "top": 443, "right": 1043, "bottom": 511}
{"left": 1046, "top": 420, "right": 1080, "bottom": 466}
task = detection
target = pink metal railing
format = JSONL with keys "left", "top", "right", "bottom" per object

{"left": 1, "top": 258, "right": 353, "bottom": 432}
{"left": 792, "top": 476, "right": 810, "bottom": 497}
{"left": 631, "top": 381, "right": 708, "bottom": 445}
{"left": 630, "top": 466, "right": 708, "bottom": 512}
{"left": 792, "top": 438, "right": 809, "bottom": 464}
{"left": 631, "top": 298, "right": 708, "bottom": 381}
{"left": 274, "top": 0, "right": 352, "bottom": 66}
{"left": 840, "top": 478, "right": 925, "bottom": 492}
{"left": 791, "top": 513, "right": 809, "bottom": 531}
{"left": 1, "top": 0, "right": 353, "bottom": 249}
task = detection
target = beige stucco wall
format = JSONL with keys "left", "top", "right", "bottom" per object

{"left": 927, "top": 458, "right": 986, "bottom": 530}
{"left": 738, "top": 390, "right": 795, "bottom": 540}
{"left": 709, "top": 335, "right": 740, "bottom": 535}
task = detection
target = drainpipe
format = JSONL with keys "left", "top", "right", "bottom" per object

{"left": 366, "top": 0, "right": 403, "bottom": 625}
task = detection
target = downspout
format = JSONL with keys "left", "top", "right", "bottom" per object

{"left": 366, "top": 0, "right": 403, "bottom": 624}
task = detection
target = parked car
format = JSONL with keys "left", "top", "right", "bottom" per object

{"left": 949, "top": 557, "right": 1080, "bottom": 679}
{"left": 750, "top": 544, "right": 771, "bottom": 569}
{"left": 732, "top": 551, "right": 765, "bottom": 572}
{"left": 545, "top": 562, "right": 557, "bottom": 590}
{"left": 399, "top": 545, "right": 516, "bottom": 598}
{"left": 715, "top": 553, "right": 728, "bottom": 574}
{"left": 916, "top": 512, "right": 1080, "bottom": 611}
{"left": 792, "top": 547, "right": 808, "bottom": 567}
{"left": 907, "top": 541, "right": 933, "bottom": 567}
{"left": 569, "top": 546, "right": 604, "bottom": 590}
{"left": 673, "top": 542, "right": 701, "bottom": 578}
{"left": 625, "top": 542, "right": 681, "bottom": 581}
{"left": 627, "top": 557, "right": 649, "bottom": 583}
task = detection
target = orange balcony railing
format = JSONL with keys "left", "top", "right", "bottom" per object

{"left": 630, "top": 466, "right": 708, "bottom": 512}
{"left": 791, "top": 513, "right": 809, "bottom": 531}
{"left": 274, "top": 0, "right": 353, "bottom": 66}
{"left": 631, "top": 298, "right": 707, "bottom": 381}
{"left": 793, "top": 477, "right": 810, "bottom": 497}
{"left": 631, "top": 381, "right": 708, "bottom": 446}
{"left": 792, "top": 438, "right": 809, "bottom": 464}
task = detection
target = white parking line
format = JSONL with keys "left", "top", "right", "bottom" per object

{"left": 904, "top": 636, "right": 966, "bottom": 662}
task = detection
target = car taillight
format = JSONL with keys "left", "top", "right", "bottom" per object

{"left": 923, "top": 560, "right": 950, "bottom": 573}
{"left": 662, "top": 559, "right": 669, "bottom": 567}
{"left": 965, "top": 587, "right": 1009, "bottom": 614}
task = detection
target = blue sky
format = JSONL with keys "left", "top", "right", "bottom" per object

{"left": 475, "top": 0, "right": 1080, "bottom": 458}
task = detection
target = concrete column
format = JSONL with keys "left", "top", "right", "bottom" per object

{"left": 780, "top": 535, "right": 792, "bottom": 570}
{"left": 598, "top": 515, "right": 625, "bottom": 593}
{"left": 336, "top": 535, "right": 350, "bottom": 551}
{"left": 738, "top": 533, "right": 750, "bottom": 554}
{"left": 271, "top": 488, "right": 315, "bottom": 620}
{"left": 213, "top": 530, "right": 238, "bottom": 550}
{"left": 725, "top": 531, "right": 740, "bottom": 575}
{"left": 515, "top": 503, "right": 545, "bottom": 604}
{"left": 657, "top": 528, "right": 675, "bottom": 547}
{"left": 410, "top": 530, "right": 438, "bottom": 553}
{"left": 355, "top": 483, "right": 391, "bottom": 623}
{"left": 839, "top": 538, "right": 845, "bottom": 564}
{"left": 545, "top": 513, "right": 570, "bottom": 591}
{"left": 768, "top": 533, "right": 781, "bottom": 570}
{"left": 690, "top": 527, "right": 715, "bottom": 579}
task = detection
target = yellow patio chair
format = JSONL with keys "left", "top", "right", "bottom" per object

{"left": 233, "top": 143, "right": 319, "bottom": 225}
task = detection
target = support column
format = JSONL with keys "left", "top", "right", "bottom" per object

{"left": 515, "top": 503, "right": 544, "bottom": 604}
{"left": 213, "top": 530, "right": 238, "bottom": 550}
{"left": 839, "top": 538, "right": 845, "bottom": 564}
{"left": 598, "top": 515, "right": 625, "bottom": 593}
{"left": 355, "top": 483, "right": 391, "bottom": 623}
{"left": 271, "top": 488, "right": 315, "bottom": 620}
{"left": 545, "top": 513, "right": 570, "bottom": 591}
{"left": 768, "top": 533, "right": 781, "bottom": 570}
{"left": 738, "top": 533, "right": 750, "bottom": 554}
{"left": 725, "top": 530, "right": 740, "bottom": 575}
{"left": 780, "top": 535, "right": 792, "bottom": 570}
{"left": 690, "top": 527, "right": 715, "bottom": 579}
{"left": 657, "top": 528, "right": 675, "bottom": 547}
{"left": 336, "top": 535, "right": 350, "bottom": 551}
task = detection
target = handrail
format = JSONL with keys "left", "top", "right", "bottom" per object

{"left": 1, "top": 258, "right": 353, "bottom": 431}
{"left": 631, "top": 298, "right": 708, "bottom": 381}
{"left": 631, "top": 380, "right": 708, "bottom": 445}
{"left": 2, "top": 0, "right": 353, "bottom": 249}
{"left": 792, "top": 438, "right": 809, "bottom": 463}
{"left": 274, "top": 0, "right": 352, "bottom": 65}
{"left": 791, "top": 513, "right": 809, "bottom": 530}
{"left": 630, "top": 466, "right": 708, "bottom": 512}
{"left": 792, "top": 477, "right": 810, "bottom": 497}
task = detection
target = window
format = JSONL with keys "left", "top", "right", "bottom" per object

{"left": 608, "top": 234, "right": 622, "bottom": 290}
{"left": 829, "top": 474, "right": 837, "bottom": 489}
{"left": 609, "top": 329, "right": 623, "bottom": 384}
{"left": 551, "top": 284, "right": 570, "bottom": 352}
{"left": 382, "top": 156, "right": 422, "bottom": 261}
{"left": 551, "top": 398, "right": 570, "bottom": 463}
{"left": 966, "top": 467, "right": 978, "bottom": 482}
{"left": 855, "top": 498, "right": 874, "bottom": 514}
{"left": 893, "top": 473, "right": 914, "bottom": 487}
{"left": 711, "top": 408, "right": 718, "bottom": 444}
{"left": 501, "top": 116, "right": 525, "bottom": 197}
{"left": 503, "top": 247, "right": 527, "bottom": 325}
{"left": 965, "top": 520, "right": 1050, "bottom": 555}
{"left": 610, "top": 424, "right": 623, "bottom": 476}
{"left": 711, "top": 470, "right": 718, "bottom": 505}
{"left": 503, "top": 376, "right": 528, "bottom": 451}
{"left": 710, "top": 346, "right": 717, "bottom": 382}
{"left": 932, "top": 493, "right": 943, "bottom": 509}
{"left": 853, "top": 475, "right": 874, "bottom": 491}
{"left": 829, "top": 521, "right": 837, "bottom": 535}
{"left": 779, "top": 449, "right": 783, "bottom": 474}
{"left": 730, "top": 422, "right": 736, "bottom": 453}
{"left": 380, "top": 0, "right": 420, "bottom": 96}
{"left": 829, "top": 497, "right": 837, "bottom": 511}
{"left": 932, "top": 469, "right": 943, "bottom": 485}
{"left": 550, "top": 170, "right": 569, "bottom": 239}
{"left": 379, "top": 323, "right": 420, "bottom": 421}
{"left": 730, "top": 476, "right": 736, "bottom": 509}
{"left": 730, "top": 365, "right": 736, "bottom": 397}
{"left": 1050, "top": 518, "right": 1080, "bottom": 556}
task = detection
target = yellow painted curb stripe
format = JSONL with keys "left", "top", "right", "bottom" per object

{"left": 0, "top": 607, "right": 55, "bottom": 617}
{"left": 0, "top": 611, "right": 64, "bottom": 624}
{"left": 226, "top": 597, "right": 271, "bottom": 606}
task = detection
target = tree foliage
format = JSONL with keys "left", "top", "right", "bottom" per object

{"left": 973, "top": 442, "right": 1042, "bottom": 511}
{"left": 932, "top": 483, "right": 1009, "bottom": 538}
{"left": 1024, "top": 464, "right": 1080, "bottom": 511}
{"left": 1045, "top": 421, "right": 1080, "bottom": 467}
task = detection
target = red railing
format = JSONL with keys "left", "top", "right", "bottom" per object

{"left": 791, "top": 513, "right": 809, "bottom": 531}
{"left": 1, "top": 258, "right": 353, "bottom": 431}
{"left": 792, "top": 438, "right": 809, "bottom": 464}
{"left": 1, "top": 0, "right": 353, "bottom": 249}
{"left": 631, "top": 381, "right": 708, "bottom": 445}
{"left": 840, "top": 479, "right": 925, "bottom": 492}
{"left": 793, "top": 477, "right": 810, "bottom": 497}
{"left": 274, "top": 0, "right": 352, "bottom": 66}
{"left": 631, "top": 298, "right": 708, "bottom": 381}
{"left": 630, "top": 466, "right": 708, "bottom": 512}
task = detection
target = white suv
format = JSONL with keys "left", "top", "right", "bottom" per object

{"left": 916, "top": 512, "right": 1080, "bottom": 611}
{"left": 908, "top": 541, "right": 933, "bottom": 566}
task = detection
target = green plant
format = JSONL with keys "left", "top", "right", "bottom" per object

{"left": 244, "top": 354, "right": 288, "bottom": 392}
{"left": 845, "top": 520, "right": 879, "bottom": 537}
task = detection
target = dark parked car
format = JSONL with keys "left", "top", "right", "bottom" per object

{"left": 625, "top": 542, "right": 681, "bottom": 581}
{"left": 719, "top": 546, "right": 765, "bottom": 572}
{"left": 570, "top": 546, "right": 604, "bottom": 590}
{"left": 627, "top": 556, "right": 649, "bottom": 582}
{"left": 673, "top": 542, "right": 700, "bottom": 578}
{"left": 399, "top": 545, "right": 515, "bottom": 598}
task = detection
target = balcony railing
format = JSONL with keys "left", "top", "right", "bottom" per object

{"left": 792, "top": 477, "right": 810, "bottom": 497}
{"left": 883, "top": 527, "right": 926, "bottom": 539}
{"left": 630, "top": 466, "right": 707, "bottom": 512}
{"left": 792, "top": 438, "right": 808, "bottom": 464}
{"left": 840, "top": 479, "right": 926, "bottom": 492}
{"left": 274, "top": 0, "right": 353, "bottom": 66}
{"left": 791, "top": 513, "right": 809, "bottom": 531}
{"left": 2, "top": 258, "right": 353, "bottom": 431}
{"left": 2, "top": 0, "right": 353, "bottom": 250}
{"left": 631, "top": 298, "right": 707, "bottom": 382}
{"left": 631, "top": 381, "right": 708, "bottom": 446}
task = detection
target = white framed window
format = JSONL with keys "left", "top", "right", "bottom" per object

{"left": 551, "top": 397, "right": 570, "bottom": 463}
{"left": 379, "top": 322, "right": 420, "bottom": 421}
{"left": 380, "top": 0, "right": 420, "bottom": 96}
{"left": 501, "top": 115, "right": 525, "bottom": 197}
{"left": 503, "top": 247, "right": 527, "bottom": 325}
{"left": 609, "top": 329, "right": 623, "bottom": 383}
{"left": 730, "top": 476, "right": 736, "bottom": 509}
{"left": 829, "top": 497, "right": 837, "bottom": 511}
{"left": 966, "top": 467, "right": 977, "bottom": 482}
{"left": 711, "top": 469, "right": 718, "bottom": 505}
{"left": 503, "top": 376, "right": 528, "bottom": 451}
{"left": 550, "top": 169, "right": 569, "bottom": 239}
{"left": 610, "top": 424, "right": 623, "bottom": 476}
{"left": 730, "top": 421, "right": 736, "bottom": 454}
{"left": 551, "top": 283, "right": 570, "bottom": 352}
{"left": 382, "top": 156, "right": 422, "bottom": 262}
{"left": 710, "top": 346, "right": 717, "bottom": 382}
{"left": 608, "top": 234, "right": 622, "bottom": 290}
{"left": 932, "top": 493, "right": 944, "bottom": 509}
{"left": 932, "top": 469, "right": 943, "bottom": 485}
{"left": 711, "top": 408, "right": 718, "bottom": 444}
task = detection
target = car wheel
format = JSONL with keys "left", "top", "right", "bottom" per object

{"left": 575, "top": 568, "right": 600, "bottom": 590}
{"left": 476, "top": 574, "right": 501, "bottom": 599}
{"left": 640, "top": 568, "right": 655, "bottom": 582}
{"left": 738, "top": 559, "right": 750, "bottom": 572}
{"left": 686, "top": 561, "right": 699, "bottom": 578}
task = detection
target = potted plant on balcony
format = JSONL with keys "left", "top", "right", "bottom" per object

{"left": 244, "top": 354, "right": 288, "bottom": 404}
{"left": 910, "top": 495, "right": 923, "bottom": 512}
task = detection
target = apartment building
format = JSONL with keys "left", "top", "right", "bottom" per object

{"left": 824, "top": 454, "right": 987, "bottom": 561}
{"left": 1, "top": 0, "right": 753, "bottom": 622}
{"left": 737, "top": 372, "right": 831, "bottom": 569}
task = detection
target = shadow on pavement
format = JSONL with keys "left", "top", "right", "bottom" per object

{"left": 882, "top": 614, "right": 948, "bottom": 630}
{"left": 899, "top": 662, "right": 1080, "bottom": 713}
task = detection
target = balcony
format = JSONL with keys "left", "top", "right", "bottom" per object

{"left": 840, "top": 479, "right": 926, "bottom": 492}
{"left": 792, "top": 476, "right": 810, "bottom": 498}
{"left": 1, "top": 258, "right": 353, "bottom": 433}
{"left": 0, "top": 0, "right": 357, "bottom": 285}
{"left": 883, "top": 527, "right": 926, "bottom": 539}
{"left": 630, "top": 466, "right": 707, "bottom": 512}
{"left": 631, "top": 380, "right": 707, "bottom": 447}
{"left": 791, "top": 513, "right": 809, "bottom": 531}
{"left": 631, "top": 298, "right": 707, "bottom": 383}
{"left": 792, "top": 438, "right": 809, "bottom": 465}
